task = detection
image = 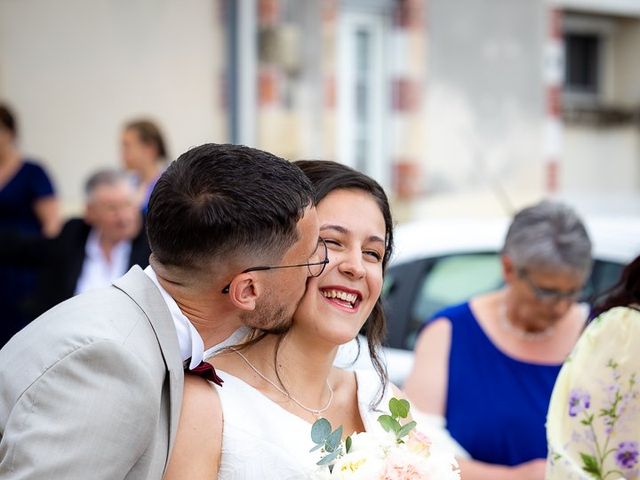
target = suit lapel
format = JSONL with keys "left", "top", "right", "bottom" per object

{"left": 112, "top": 266, "right": 183, "bottom": 458}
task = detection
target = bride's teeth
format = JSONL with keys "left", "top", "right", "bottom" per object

{"left": 322, "top": 289, "right": 358, "bottom": 307}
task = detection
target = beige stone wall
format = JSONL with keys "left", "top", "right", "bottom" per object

{"left": 0, "top": 0, "right": 227, "bottom": 214}
{"left": 613, "top": 17, "right": 640, "bottom": 106}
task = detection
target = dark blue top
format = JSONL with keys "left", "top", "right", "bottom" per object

{"left": 0, "top": 161, "right": 54, "bottom": 233}
{"left": 0, "top": 160, "right": 55, "bottom": 346}
{"left": 422, "top": 302, "right": 562, "bottom": 466}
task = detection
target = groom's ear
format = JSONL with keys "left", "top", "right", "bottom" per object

{"left": 227, "top": 273, "right": 260, "bottom": 311}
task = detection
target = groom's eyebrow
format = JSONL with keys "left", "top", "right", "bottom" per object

{"left": 320, "top": 224, "right": 385, "bottom": 245}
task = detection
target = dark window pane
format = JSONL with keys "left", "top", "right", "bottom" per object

{"left": 565, "top": 33, "right": 599, "bottom": 93}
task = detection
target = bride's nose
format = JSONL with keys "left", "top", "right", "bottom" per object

{"left": 338, "top": 248, "right": 366, "bottom": 279}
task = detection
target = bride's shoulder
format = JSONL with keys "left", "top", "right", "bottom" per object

{"left": 330, "top": 367, "right": 397, "bottom": 406}
{"left": 165, "top": 375, "right": 222, "bottom": 479}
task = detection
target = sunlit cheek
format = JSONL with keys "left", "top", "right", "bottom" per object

{"left": 368, "top": 267, "right": 384, "bottom": 297}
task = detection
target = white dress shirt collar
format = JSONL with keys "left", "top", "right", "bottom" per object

{"left": 144, "top": 265, "right": 204, "bottom": 369}
{"left": 75, "top": 230, "right": 131, "bottom": 295}
{"left": 144, "top": 266, "right": 250, "bottom": 369}
{"left": 203, "top": 325, "right": 250, "bottom": 360}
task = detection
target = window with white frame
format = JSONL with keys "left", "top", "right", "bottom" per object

{"left": 337, "top": 9, "right": 388, "bottom": 186}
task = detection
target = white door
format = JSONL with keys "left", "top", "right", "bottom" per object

{"left": 337, "top": 10, "right": 388, "bottom": 187}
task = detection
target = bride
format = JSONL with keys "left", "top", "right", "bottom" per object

{"left": 164, "top": 160, "right": 397, "bottom": 479}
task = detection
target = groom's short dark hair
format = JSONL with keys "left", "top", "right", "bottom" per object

{"left": 146, "top": 143, "right": 314, "bottom": 268}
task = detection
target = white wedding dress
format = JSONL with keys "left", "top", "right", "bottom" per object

{"left": 214, "top": 369, "right": 394, "bottom": 479}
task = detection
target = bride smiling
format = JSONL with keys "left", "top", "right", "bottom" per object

{"left": 164, "top": 160, "right": 399, "bottom": 479}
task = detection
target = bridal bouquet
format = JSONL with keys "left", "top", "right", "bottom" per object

{"left": 309, "top": 398, "right": 460, "bottom": 479}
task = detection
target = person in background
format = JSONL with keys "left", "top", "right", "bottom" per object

{"left": 0, "top": 102, "right": 60, "bottom": 346}
{"left": 0, "top": 169, "right": 150, "bottom": 319}
{"left": 404, "top": 200, "right": 593, "bottom": 480}
{"left": 120, "top": 118, "right": 168, "bottom": 211}
{"left": 546, "top": 254, "right": 640, "bottom": 480}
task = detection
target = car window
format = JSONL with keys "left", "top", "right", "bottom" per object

{"left": 582, "top": 259, "right": 624, "bottom": 305}
{"left": 383, "top": 253, "right": 627, "bottom": 354}
{"left": 404, "top": 253, "right": 503, "bottom": 349}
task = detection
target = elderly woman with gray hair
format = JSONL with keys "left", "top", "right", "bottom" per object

{"left": 404, "top": 200, "right": 592, "bottom": 480}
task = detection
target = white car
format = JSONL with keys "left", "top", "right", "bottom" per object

{"left": 373, "top": 216, "right": 640, "bottom": 386}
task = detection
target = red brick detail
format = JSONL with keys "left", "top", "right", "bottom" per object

{"left": 259, "top": 69, "right": 279, "bottom": 106}
{"left": 394, "top": 0, "right": 423, "bottom": 30}
{"left": 392, "top": 78, "right": 420, "bottom": 112}
{"left": 547, "top": 84, "right": 562, "bottom": 117}
{"left": 324, "top": 75, "right": 336, "bottom": 110}
{"left": 322, "top": 0, "right": 338, "bottom": 24}
{"left": 546, "top": 161, "right": 559, "bottom": 193}
{"left": 393, "top": 159, "right": 421, "bottom": 199}
{"left": 549, "top": 8, "right": 562, "bottom": 41}
{"left": 259, "top": 0, "right": 279, "bottom": 26}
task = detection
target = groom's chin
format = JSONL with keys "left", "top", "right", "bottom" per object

{"left": 259, "top": 322, "right": 291, "bottom": 335}
{"left": 241, "top": 303, "right": 293, "bottom": 335}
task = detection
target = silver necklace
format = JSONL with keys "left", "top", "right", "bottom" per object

{"left": 498, "top": 304, "right": 556, "bottom": 341}
{"left": 230, "top": 347, "right": 334, "bottom": 417}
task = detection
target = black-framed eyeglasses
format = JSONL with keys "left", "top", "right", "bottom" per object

{"left": 221, "top": 238, "right": 329, "bottom": 294}
{"left": 518, "top": 268, "right": 582, "bottom": 302}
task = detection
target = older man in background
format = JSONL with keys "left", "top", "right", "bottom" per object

{"left": 0, "top": 168, "right": 150, "bottom": 324}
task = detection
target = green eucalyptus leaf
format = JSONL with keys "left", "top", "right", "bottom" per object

{"left": 309, "top": 443, "right": 324, "bottom": 452}
{"left": 388, "top": 398, "right": 400, "bottom": 418}
{"left": 317, "top": 449, "right": 341, "bottom": 466}
{"left": 325, "top": 426, "right": 343, "bottom": 452}
{"left": 378, "top": 414, "right": 401, "bottom": 433}
{"left": 389, "top": 397, "right": 410, "bottom": 419}
{"left": 378, "top": 414, "right": 394, "bottom": 432}
{"left": 311, "top": 418, "right": 332, "bottom": 444}
{"left": 345, "top": 435, "right": 352, "bottom": 453}
{"left": 397, "top": 420, "right": 417, "bottom": 439}
{"left": 579, "top": 453, "right": 600, "bottom": 476}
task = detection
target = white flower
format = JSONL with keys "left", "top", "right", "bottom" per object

{"left": 308, "top": 398, "right": 461, "bottom": 479}
{"left": 331, "top": 449, "right": 386, "bottom": 479}
{"left": 309, "top": 467, "right": 334, "bottom": 480}
{"left": 348, "top": 430, "right": 393, "bottom": 455}
{"left": 418, "top": 445, "right": 460, "bottom": 480}
{"left": 405, "top": 429, "right": 432, "bottom": 458}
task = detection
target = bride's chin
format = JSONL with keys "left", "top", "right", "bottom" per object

{"left": 318, "top": 329, "right": 360, "bottom": 348}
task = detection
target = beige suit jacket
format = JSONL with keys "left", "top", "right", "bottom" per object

{"left": 0, "top": 266, "right": 183, "bottom": 479}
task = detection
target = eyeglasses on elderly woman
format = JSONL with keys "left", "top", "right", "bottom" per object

{"left": 517, "top": 268, "right": 583, "bottom": 303}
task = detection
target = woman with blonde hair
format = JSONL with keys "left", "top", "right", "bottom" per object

{"left": 120, "top": 118, "right": 168, "bottom": 211}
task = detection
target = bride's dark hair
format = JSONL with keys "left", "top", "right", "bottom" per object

{"left": 228, "top": 160, "right": 394, "bottom": 407}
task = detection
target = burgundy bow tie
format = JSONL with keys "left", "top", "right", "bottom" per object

{"left": 184, "top": 360, "right": 224, "bottom": 386}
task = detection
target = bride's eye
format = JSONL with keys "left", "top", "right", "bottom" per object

{"left": 364, "top": 250, "right": 383, "bottom": 262}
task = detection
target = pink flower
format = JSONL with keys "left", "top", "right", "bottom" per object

{"left": 381, "top": 449, "right": 431, "bottom": 480}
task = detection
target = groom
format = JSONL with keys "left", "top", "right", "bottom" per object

{"left": 0, "top": 143, "right": 323, "bottom": 479}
